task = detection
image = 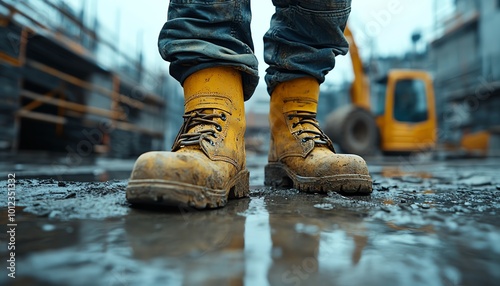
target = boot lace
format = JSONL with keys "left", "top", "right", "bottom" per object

{"left": 172, "top": 110, "right": 226, "bottom": 150}
{"left": 289, "top": 112, "right": 331, "bottom": 145}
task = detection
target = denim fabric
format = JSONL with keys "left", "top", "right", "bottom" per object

{"left": 158, "top": 0, "right": 351, "bottom": 100}
{"left": 264, "top": 0, "right": 351, "bottom": 94}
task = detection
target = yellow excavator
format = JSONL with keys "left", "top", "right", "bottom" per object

{"left": 324, "top": 26, "right": 437, "bottom": 155}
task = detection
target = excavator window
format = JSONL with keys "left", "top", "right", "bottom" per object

{"left": 372, "top": 83, "right": 387, "bottom": 116}
{"left": 393, "top": 79, "right": 428, "bottom": 123}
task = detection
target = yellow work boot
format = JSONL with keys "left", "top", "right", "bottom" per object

{"left": 126, "top": 67, "right": 249, "bottom": 209}
{"left": 265, "top": 77, "right": 372, "bottom": 194}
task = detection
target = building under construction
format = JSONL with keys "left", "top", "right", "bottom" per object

{"left": 431, "top": 0, "right": 500, "bottom": 155}
{"left": 0, "top": 0, "right": 177, "bottom": 160}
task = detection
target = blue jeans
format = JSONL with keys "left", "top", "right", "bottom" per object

{"left": 158, "top": 0, "right": 351, "bottom": 100}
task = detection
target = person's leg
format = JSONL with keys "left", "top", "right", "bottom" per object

{"left": 264, "top": 0, "right": 351, "bottom": 94}
{"left": 158, "top": 0, "right": 259, "bottom": 100}
{"left": 126, "top": 1, "right": 256, "bottom": 209}
{"left": 264, "top": 0, "right": 373, "bottom": 193}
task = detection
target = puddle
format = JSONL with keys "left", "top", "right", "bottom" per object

{"left": 380, "top": 167, "right": 433, "bottom": 179}
{"left": 1, "top": 186, "right": 499, "bottom": 286}
{"left": 1, "top": 157, "right": 500, "bottom": 285}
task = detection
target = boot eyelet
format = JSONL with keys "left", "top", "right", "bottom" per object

{"left": 208, "top": 140, "right": 215, "bottom": 146}
{"left": 301, "top": 138, "right": 307, "bottom": 143}
{"left": 221, "top": 113, "right": 226, "bottom": 121}
{"left": 216, "top": 125, "right": 222, "bottom": 132}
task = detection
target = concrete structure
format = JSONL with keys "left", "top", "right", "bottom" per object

{"left": 431, "top": 0, "right": 500, "bottom": 150}
{"left": 0, "top": 0, "right": 182, "bottom": 159}
{"left": 245, "top": 85, "right": 270, "bottom": 153}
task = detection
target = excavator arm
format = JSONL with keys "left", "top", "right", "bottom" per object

{"left": 323, "top": 25, "right": 377, "bottom": 155}
{"left": 344, "top": 26, "right": 371, "bottom": 111}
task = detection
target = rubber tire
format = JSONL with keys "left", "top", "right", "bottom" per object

{"left": 324, "top": 105, "right": 378, "bottom": 156}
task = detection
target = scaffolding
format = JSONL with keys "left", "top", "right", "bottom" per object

{"left": 431, "top": 0, "right": 500, "bottom": 155}
{"left": 0, "top": 0, "right": 171, "bottom": 158}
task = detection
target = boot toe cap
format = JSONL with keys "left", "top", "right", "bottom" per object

{"left": 129, "top": 151, "right": 221, "bottom": 187}
{"left": 285, "top": 152, "right": 370, "bottom": 177}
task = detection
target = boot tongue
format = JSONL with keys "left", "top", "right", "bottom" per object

{"left": 183, "top": 94, "right": 231, "bottom": 136}
{"left": 173, "top": 108, "right": 218, "bottom": 151}
{"left": 184, "top": 108, "right": 218, "bottom": 134}
{"left": 273, "top": 77, "right": 319, "bottom": 114}
{"left": 282, "top": 98, "right": 317, "bottom": 114}
{"left": 185, "top": 94, "right": 232, "bottom": 114}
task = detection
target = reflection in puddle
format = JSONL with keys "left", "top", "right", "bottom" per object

{"left": 244, "top": 197, "right": 272, "bottom": 286}
{"left": 2, "top": 187, "right": 500, "bottom": 286}
{"left": 244, "top": 198, "right": 272, "bottom": 285}
{"left": 381, "top": 167, "right": 433, "bottom": 179}
{"left": 385, "top": 221, "right": 435, "bottom": 233}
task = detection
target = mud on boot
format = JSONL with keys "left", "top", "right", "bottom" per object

{"left": 126, "top": 67, "right": 250, "bottom": 209}
{"left": 265, "top": 77, "right": 372, "bottom": 194}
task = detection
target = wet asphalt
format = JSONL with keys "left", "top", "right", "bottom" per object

{"left": 1, "top": 154, "right": 500, "bottom": 286}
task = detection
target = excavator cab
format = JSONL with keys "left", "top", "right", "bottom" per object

{"left": 324, "top": 26, "right": 437, "bottom": 156}
{"left": 375, "top": 70, "right": 437, "bottom": 153}
{"left": 325, "top": 70, "right": 437, "bottom": 155}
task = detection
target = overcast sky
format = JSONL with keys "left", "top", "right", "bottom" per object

{"left": 66, "top": 0, "right": 454, "bottom": 86}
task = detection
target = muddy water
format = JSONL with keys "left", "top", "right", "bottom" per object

{"left": 1, "top": 157, "right": 500, "bottom": 286}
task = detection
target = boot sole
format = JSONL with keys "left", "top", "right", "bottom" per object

{"left": 264, "top": 163, "right": 372, "bottom": 194}
{"left": 126, "top": 169, "right": 249, "bottom": 209}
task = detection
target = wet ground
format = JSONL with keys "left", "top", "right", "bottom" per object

{"left": 1, "top": 154, "right": 500, "bottom": 286}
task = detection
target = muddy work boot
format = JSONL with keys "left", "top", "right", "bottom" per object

{"left": 126, "top": 67, "right": 249, "bottom": 209}
{"left": 265, "top": 77, "right": 372, "bottom": 194}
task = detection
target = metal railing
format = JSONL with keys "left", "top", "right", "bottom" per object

{"left": 0, "top": 0, "right": 164, "bottom": 96}
{"left": 0, "top": 0, "right": 170, "bottom": 154}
